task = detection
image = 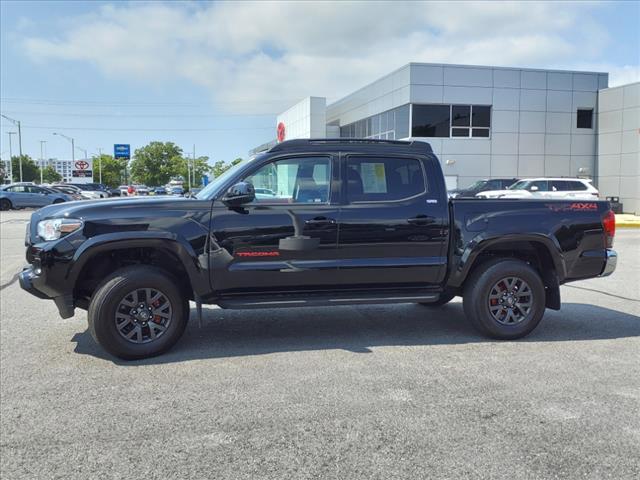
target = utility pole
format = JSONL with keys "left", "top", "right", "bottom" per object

{"left": 2, "top": 114, "right": 23, "bottom": 182}
{"left": 192, "top": 144, "right": 196, "bottom": 187}
{"left": 97, "top": 148, "right": 103, "bottom": 184}
{"left": 39, "top": 140, "right": 47, "bottom": 184}
{"left": 7, "top": 131, "right": 16, "bottom": 182}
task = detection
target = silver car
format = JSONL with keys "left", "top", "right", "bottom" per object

{"left": 0, "top": 184, "right": 72, "bottom": 210}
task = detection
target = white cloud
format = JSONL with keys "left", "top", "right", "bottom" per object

{"left": 20, "top": 1, "right": 637, "bottom": 112}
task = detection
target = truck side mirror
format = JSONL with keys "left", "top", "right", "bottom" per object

{"left": 222, "top": 182, "right": 255, "bottom": 207}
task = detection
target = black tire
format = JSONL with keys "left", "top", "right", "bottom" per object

{"left": 419, "top": 292, "right": 456, "bottom": 307}
{"left": 53, "top": 199, "right": 65, "bottom": 204}
{"left": 88, "top": 266, "right": 189, "bottom": 360}
{"left": 463, "top": 258, "right": 545, "bottom": 339}
{"left": 0, "top": 198, "right": 12, "bottom": 211}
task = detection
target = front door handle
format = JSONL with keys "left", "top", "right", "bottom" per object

{"left": 305, "top": 216, "right": 336, "bottom": 225}
{"left": 407, "top": 215, "right": 434, "bottom": 226}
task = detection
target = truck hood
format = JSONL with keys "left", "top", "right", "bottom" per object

{"left": 32, "top": 196, "right": 198, "bottom": 222}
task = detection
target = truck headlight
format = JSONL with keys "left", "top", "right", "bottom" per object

{"left": 37, "top": 218, "right": 83, "bottom": 241}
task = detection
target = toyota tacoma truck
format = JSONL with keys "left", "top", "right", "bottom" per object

{"left": 19, "top": 140, "right": 617, "bottom": 359}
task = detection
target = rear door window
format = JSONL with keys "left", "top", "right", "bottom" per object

{"left": 551, "top": 181, "right": 570, "bottom": 191}
{"left": 568, "top": 181, "right": 588, "bottom": 191}
{"left": 346, "top": 157, "right": 426, "bottom": 202}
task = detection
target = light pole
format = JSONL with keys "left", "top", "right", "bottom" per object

{"left": 39, "top": 140, "right": 47, "bottom": 184}
{"left": 2, "top": 115, "right": 23, "bottom": 181}
{"left": 6, "top": 131, "right": 16, "bottom": 182}
{"left": 97, "top": 148, "right": 103, "bottom": 184}
{"left": 53, "top": 133, "right": 75, "bottom": 183}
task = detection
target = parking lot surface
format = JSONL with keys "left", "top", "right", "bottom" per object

{"left": 1, "top": 208, "right": 639, "bottom": 479}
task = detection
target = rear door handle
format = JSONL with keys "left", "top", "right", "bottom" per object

{"left": 407, "top": 215, "right": 434, "bottom": 226}
{"left": 305, "top": 216, "right": 336, "bottom": 225}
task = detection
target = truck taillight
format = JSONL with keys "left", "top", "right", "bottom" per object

{"left": 602, "top": 209, "right": 615, "bottom": 248}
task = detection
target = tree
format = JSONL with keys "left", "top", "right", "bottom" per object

{"left": 11, "top": 155, "right": 39, "bottom": 183}
{"left": 173, "top": 155, "right": 212, "bottom": 188}
{"left": 130, "top": 142, "right": 184, "bottom": 186}
{"left": 93, "top": 154, "right": 128, "bottom": 187}
{"left": 211, "top": 157, "right": 243, "bottom": 178}
{"left": 41, "top": 166, "right": 62, "bottom": 183}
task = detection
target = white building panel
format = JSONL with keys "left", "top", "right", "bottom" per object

{"left": 519, "top": 89, "right": 547, "bottom": 111}
{"left": 599, "top": 132, "right": 623, "bottom": 155}
{"left": 519, "top": 111, "right": 546, "bottom": 133}
{"left": 518, "top": 133, "right": 545, "bottom": 155}
{"left": 545, "top": 112, "right": 572, "bottom": 133}
{"left": 492, "top": 110, "right": 519, "bottom": 133}
{"left": 622, "top": 83, "right": 640, "bottom": 108}
{"left": 572, "top": 73, "right": 599, "bottom": 92}
{"left": 411, "top": 64, "right": 443, "bottom": 85}
{"left": 490, "top": 155, "right": 519, "bottom": 176}
{"left": 441, "top": 138, "right": 491, "bottom": 155}
{"left": 491, "top": 133, "right": 519, "bottom": 155}
{"left": 570, "top": 155, "right": 595, "bottom": 176}
{"left": 493, "top": 88, "right": 520, "bottom": 110}
{"left": 598, "top": 87, "right": 624, "bottom": 112}
{"left": 443, "top": 86, "right": 492, "bottom": 104}
{"left": 493, "top": 69, "right": 520, "bottom": 88}
{"left": 518, "top": 155, "right": 545, "bottom": 177}
{"left": 544, "top": 155, "right": 572, "bottom": 177}
{"left": 443, "top": 66, "right": 492, "bottom": 87}
{"left": 546, "top": 90, "right": 573, "bottom": 112}
{"left": 571, "top": 134, "right": 596, "bottom": 156}
{"left": 598, "top": 154, "right": 621, "bottom": 176}
{"left": 547, "top": 72, "right": 573, "bottom": 91}
{"left": 598, "top": 110, "right": 624, "bottom": 134}
{"left": 410, "top": 85, "right": 444, "bottom": 104}
{"left": 521, "top": 70, "right": 546, "bottom": 90}
{"left": 620, "top": 152, "right": 639, "bottom": 176}
{"left": 545, "top": 134, "right": 571, "bottom": 155}
{"left": 573, "top": 91, "right": 597, "bottom": 109}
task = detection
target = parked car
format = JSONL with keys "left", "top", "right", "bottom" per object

{"left": 19, "top": 140, "right": 617, "bottom": 360}
{"left": 48, "top": 185, "right": 84, "bottom": 201}
{"left": 449, "top": 178, "right": 518, "bottom": 198}
{"left": 67, "top": 183, "right": 109, "bottom": 199}
{"left": 1, "top": 183, "right": 72, "bottom": 210}
{"left": 119, "top": 185, "right": 133, "bottom": 196}
{"left": 133, "top": 185, "right": 150, "bottom": 196}
{"left": 170, "top": 186, "right": 184, "bottom": 196}
{"left": 478, "top": 178, "right": 599, "bottom": 199}
{"left": 108, "top": 188, "right": 121, "bottom": 197}
{"left": 153, "top": 187, "right": 167, "bottom": 195}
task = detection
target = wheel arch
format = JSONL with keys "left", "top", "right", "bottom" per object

{"left": 451, "top": 234, "right": 564, "bottom": 310}
{"left": 69, "top": 232, "right": 210, "bottom": 306}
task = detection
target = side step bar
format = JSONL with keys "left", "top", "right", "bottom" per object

{"left": 217, "top": 291, "right": 440, "bottom": 309}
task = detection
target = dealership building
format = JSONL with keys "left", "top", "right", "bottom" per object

{"left": 251, "top": 63, "right": 639, "bottom": 214}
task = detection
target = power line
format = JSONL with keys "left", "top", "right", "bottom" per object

{"left": 1, "top": 110, "right": 278, "bottom": 118}
{"left": 8, "top": 125, "right": 275, "bottom": 132}
{"left": 0, "top": 97, "right": 300, "bottom": 107}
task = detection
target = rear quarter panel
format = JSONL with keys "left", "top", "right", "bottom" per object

{"left": 448, "top": 199, "right": 610, "bottom": 287}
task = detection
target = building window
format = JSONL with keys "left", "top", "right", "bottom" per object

{"left": 577, "top": 109, "right": 593, "bottom": 129}
{"left": 412, "top": 104, "right": 491, "bottom": 138}
{"left": 412, "top": 105, "right": 450, "bottom": 137}
{"left": 340, "top": 104, "right": 410, "bottom": 140}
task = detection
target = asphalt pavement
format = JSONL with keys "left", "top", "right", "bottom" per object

{"left": 1, "top": 208, "right": 639, "bottom": 479}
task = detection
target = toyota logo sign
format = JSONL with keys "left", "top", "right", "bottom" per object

{"left": 277, "top": 122, "right": 286, "bottom": 142}
{"left": 75, "top": 160, "right": 89, "bottom": 170}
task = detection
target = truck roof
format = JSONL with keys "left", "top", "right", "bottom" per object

{"left": 268, "top": 138, "right": 433, "bottom": 154}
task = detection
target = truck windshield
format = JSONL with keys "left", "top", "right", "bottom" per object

{"left": 195, "top": 159, "right": 249, "bottom": 200}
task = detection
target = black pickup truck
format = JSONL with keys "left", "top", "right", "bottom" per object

{"left": 20, "top": 140, "right": 617, "bottom": 359}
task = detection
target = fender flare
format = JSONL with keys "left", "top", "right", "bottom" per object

{"left": 67, "top": 231, "right": 210, "bottom": 297}
{"left": 448, "top": 233, "right": 566, "bottom": 289}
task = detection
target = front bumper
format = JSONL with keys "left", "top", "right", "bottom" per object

{"left": 19, "top": 265, "right": 75, "bottom": 318}
{"left": 600, "top": 249, "right": 617, "bottom": 277}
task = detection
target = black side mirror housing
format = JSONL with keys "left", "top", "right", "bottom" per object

{"left": 222, "top": 182, "right": 255, "bottom": 207}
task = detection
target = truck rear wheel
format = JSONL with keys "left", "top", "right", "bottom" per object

{"left": 463, "top": 259, "right": 545, "bottom": 339}
{"left": 88, "top": 266, "right": 189, "bottom": 360}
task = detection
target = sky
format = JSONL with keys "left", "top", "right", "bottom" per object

{"left": 1, "top": 0, "right": 639, "bottom": 165}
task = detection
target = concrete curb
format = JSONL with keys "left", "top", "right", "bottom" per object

{"left": 615, "top": 214, "right": 640, "bottom": 228}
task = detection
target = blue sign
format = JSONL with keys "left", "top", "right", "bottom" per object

{"left": 114, "top": 144, "right": 130, "bottom": 159}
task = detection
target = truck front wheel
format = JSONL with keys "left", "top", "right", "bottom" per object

{"left": 88, "top": 266, "right": 189, "bottom": 360}
{"left": 463, "top": 259, "right": 545, "bottom": 339}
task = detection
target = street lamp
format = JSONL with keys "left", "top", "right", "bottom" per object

{"left": 39, "top": 140, "right": 47, "bottom": 184}
{"left": 6, "top": 131, "right": 16, "bottom": 182}
{"left": 2, "top": 114, "right": 23, "bottom": 181}
{"left": 53, "top": 132, "right": 75, "bottom": 162}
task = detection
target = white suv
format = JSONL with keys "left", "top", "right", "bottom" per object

{"left": 478, "top": 178, "right": 599, "bottom": 199}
